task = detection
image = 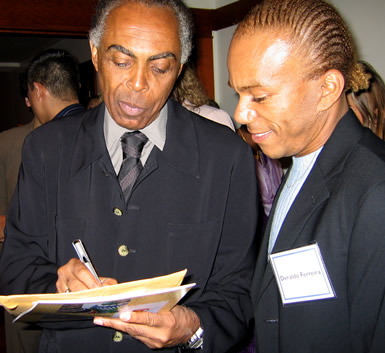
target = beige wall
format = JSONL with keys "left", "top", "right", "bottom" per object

{"left": 184, "top": 0, "right": 237, "bottom": 9}
{"left": 330, "top": 0, "right": 385, "bottom": 80}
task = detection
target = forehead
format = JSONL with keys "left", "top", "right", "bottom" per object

{"left": 102, "top": 3, "right": 180, "bottom": 56}
{"left": 229, "top": 30, "right": 303, "bottom": 89}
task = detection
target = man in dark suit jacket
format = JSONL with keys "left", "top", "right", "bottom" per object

{"left": 0, "top": 1, "right": 258, "bottom": 353}
{"left": 228, "top": 0, "right": 385, "bottom": 352}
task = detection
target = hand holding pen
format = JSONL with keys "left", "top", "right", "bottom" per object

{"left": 56, "top": 239, "right": 117, "bottom": 293}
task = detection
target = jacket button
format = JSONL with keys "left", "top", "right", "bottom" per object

{"left": 113, "top": 208, "right": 123, "bottom": 216}
{"left": 113, "top": 331, "right": 123, "bottom": 342}
{"left": 118, "top": 245, "right": 129, "bottom": 256}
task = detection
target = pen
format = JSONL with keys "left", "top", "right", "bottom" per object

{"left": 72, "top": 239, "right": 102, "bottom": 284}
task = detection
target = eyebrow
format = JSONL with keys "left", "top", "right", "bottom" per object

{"left": 107, "top": 44, "right": 177, "bottom": 62}
{"left": 228, "top": 80, "right": 263, "bottom": 91}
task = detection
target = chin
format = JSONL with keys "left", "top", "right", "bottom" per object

{"left": 260, "top": 148, "right": 283, "bottom": 160}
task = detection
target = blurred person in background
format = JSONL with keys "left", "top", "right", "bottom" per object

{"left": 0, "top": 48, "right": 84, "bottom": 353}
{"left": 172, "top": 63, "right": 235, "bottom": 130}
{"left": 347, "top": 60, "right": 385, "bottom": 140}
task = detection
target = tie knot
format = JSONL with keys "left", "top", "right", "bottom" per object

{"left": 120, "top": 131, "right": 148, "bottom": 159}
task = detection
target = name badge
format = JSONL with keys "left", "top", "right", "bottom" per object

{"left": 269, "top": 243, "right": 335, "bottom": 305}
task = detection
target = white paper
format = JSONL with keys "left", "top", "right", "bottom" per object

{"left": 269, "top": 243, "right": 335, "bottom": 304}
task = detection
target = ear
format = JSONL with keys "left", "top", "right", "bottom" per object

{"left": 24, "top": 97, "right": 31, "bottom": 108}
{"left": 32, "top": 82, "right": 46, "bottom": 101}
{"left": 90, "top": 40, "right": 99, "bottom": 72}
{"left": 177, "top": 64, "right": 184, "bottom": 78}
{"left": 317, "top": 69, "right": 345, "bottom": 111}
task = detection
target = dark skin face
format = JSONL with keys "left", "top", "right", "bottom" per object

{"left": 90, "top": 3, "right": 183, "bottom": 130}
{"left": 228, "top": 30, "right": 343, "bottom": 159}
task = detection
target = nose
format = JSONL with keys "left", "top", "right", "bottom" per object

{"left": 126, "top": 65, "right": 149, "bottom": 92}
{"left": 234, "top": 97, "right": 257, "bottom": 125}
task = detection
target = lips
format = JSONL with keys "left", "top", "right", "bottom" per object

{"left": 119, "top": 101, "right": 146, "bottom": 116}
{"left": 251, "top": 130, "right": 272, "bottom": 143}
{"left": 254, "top": 130, "right": 272, "bottom": 137}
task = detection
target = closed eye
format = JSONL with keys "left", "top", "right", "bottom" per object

{"left": 151, "top": 66, "right": 168, "bottom": 74}
{"left": 252, "top": 96, "right": 267, "bottom": 103}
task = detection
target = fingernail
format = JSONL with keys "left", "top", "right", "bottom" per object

{"left": 120, "top": 312, "right": 131, "bottom": 321}
{"left": 94, "top": 318, "right": 104, "bottom": 326}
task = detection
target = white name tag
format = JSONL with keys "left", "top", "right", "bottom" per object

{"left": 269, "top": 243, "right": 335, "bottom": 305}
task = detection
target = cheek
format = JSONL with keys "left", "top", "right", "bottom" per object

{"left": 151, "top": 77, "right": 177, "bottom": 101}
{"left": 98, "top": 64, "right": 121, "bottom": 93}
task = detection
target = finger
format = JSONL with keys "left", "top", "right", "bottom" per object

{"left": 70, "top": 264, "right": 103, "bottom": 291}
{"left": 57, "top": 258, "right": 102, "bottom": 292}
{"left": 118, "top": 312, "right": 176, "bottom": 346}
{"left": 120, "top": 311, "right": 167, "bottom": 327}
{"left": 100, "top": 277, "right": 118, "bottom": 286}
{"left": 93, "top": 317, "right": 167, "bottom": 349}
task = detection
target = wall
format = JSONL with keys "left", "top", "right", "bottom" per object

{"left": 211, "top": 0, "right": 385, "bottom": 123}
{"left": 329, "top": 0, "right": 385, "bottom": 79}
{"left": 54, "top": 38, "right": 91, "bottom": 64}
{"left": 184, "top": 0, "right": 237, "bottom": 9}
{"left": 212, "top": 25, "right": 238, "bottom": 121}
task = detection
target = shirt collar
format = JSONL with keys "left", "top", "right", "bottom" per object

{"left": 104, "top": 104, "right": 167, "bottom": 151}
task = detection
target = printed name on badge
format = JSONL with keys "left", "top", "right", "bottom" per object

{"left": 269, "top": 243, "right": 335, "bottom": 305}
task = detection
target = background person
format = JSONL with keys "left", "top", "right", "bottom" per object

{"left": 228, "top": 0, "right": 385, "bottom": 352}
{"left": 347, "top": 60, "right": 385, "bottom": 140}
{"left": 0, "top": 48, "right": 84, "bottom": 353}
{"left": 0, "top": 1, "right": 258, "bottom": 352}
{"left": 26, "top": 48, "right": 85, "bottom": 123}
{"left": 237, "top": 125, "right": 283, "bottom": 219}
{"left": 172, "top": 63, "right": 235, "bottom": 130}
{"left": 0, "top": 73, "right": 38, "bottom": 249}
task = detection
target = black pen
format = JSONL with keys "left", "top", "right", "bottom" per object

{"left": 72, "top": 239, "right": 102, "bottom": 284}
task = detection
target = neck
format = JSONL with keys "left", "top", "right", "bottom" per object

{"left": 42, "top": 98, "right": 79, "bottom": 123}
{"left": 52, "top": 99, "right": 80, "bottom": 116}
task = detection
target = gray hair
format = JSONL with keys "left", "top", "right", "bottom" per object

{"left": 89, "top": 0, "right": 193, "bottom": 64}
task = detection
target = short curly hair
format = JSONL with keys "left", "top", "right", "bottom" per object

{"left": 89, "top": 0, "right": 193, "bottom": 64}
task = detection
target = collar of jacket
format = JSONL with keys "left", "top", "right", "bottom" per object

{"left": 69, "top": 99, "right": 200, "bottom": 180}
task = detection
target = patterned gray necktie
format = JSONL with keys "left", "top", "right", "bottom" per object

{"left": 118, "top": 131, "right": 148, "bottom": 201}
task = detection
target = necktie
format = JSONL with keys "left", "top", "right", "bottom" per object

{"left": 118, "top": 131, "right": 148, "bottom": 201}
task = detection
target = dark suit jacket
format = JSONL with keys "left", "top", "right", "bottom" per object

{"left": 252, "top": 110, "right": 385, "bottom": 353}
{"left": 0, "top": 100, "right": 258, "bottom": 353}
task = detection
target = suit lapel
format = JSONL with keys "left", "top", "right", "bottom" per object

{"left": 273, "top": 164, "right": 330, "bottom": 252}
{"left": 69, "top": 104, "right": 109, "bottom": 178}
